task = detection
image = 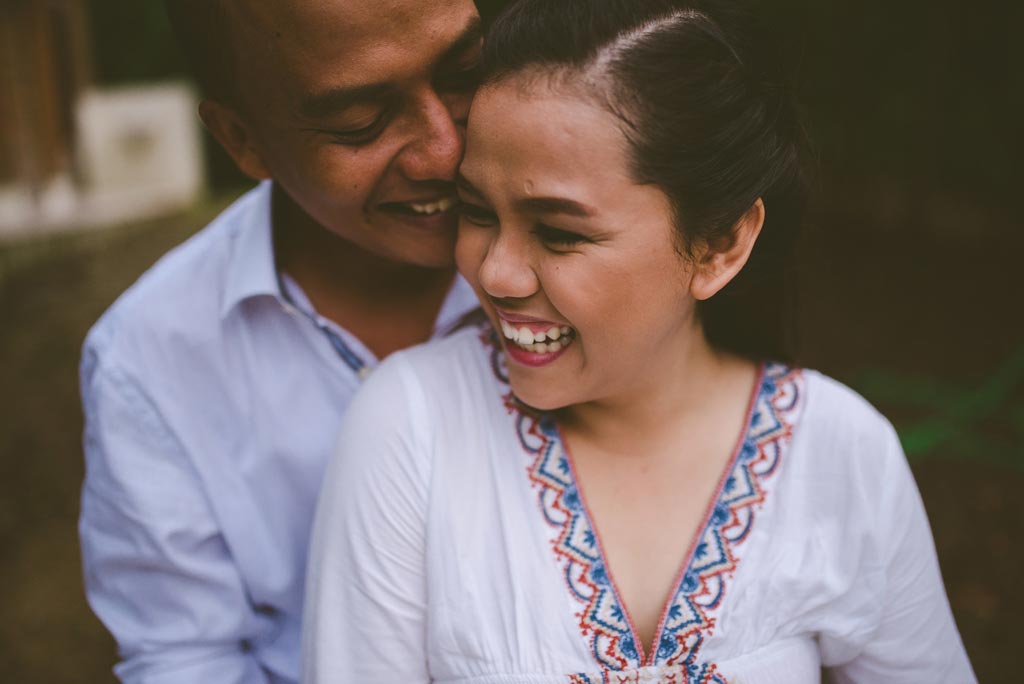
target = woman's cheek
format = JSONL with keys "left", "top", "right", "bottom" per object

{"left": 455, "top": 226, "right": 487, "bottom": 284}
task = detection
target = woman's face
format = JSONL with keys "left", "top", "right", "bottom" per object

{"left": 456, "top": 77, "right": 704, "bottom": 411}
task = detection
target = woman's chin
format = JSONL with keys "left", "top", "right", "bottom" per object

{"left": 508, "top": 380, "right": 581, "bottom": 414}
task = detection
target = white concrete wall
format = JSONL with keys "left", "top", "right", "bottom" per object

{"left": 0, "top": 82, "right": 205, "bottom": 240}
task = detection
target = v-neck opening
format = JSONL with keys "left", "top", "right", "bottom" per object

{"left": 552, "top": 362, "right": 767, "bottom": 667}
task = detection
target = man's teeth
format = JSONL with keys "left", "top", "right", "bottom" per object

{"left": 408, "top": 197, "right": 457, "bottom": 216}
{"left": 499, "top": 321, "right": 574, "bottom": 353}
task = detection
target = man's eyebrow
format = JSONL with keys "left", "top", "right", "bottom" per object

{"left": 297, "top": 16, "right": 483, "bottom": 121}
{"left": 298, "top": 83, "right": 395, "bottom": 121}
{"left": 437, "top": 15, "right": 484, "bottom": 68}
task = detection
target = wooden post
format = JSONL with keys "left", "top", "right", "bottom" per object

{"left": 0, "top": 0, "right": 91, "bottom": 196}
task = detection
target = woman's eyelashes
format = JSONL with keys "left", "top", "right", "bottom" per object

{"left": 533, "top": 224, "right": 587, "bottom": 247}
{"left": 457, "top": 203, "right": 588, "bottom": 249}
{"left": 456, "top": 201, "right": 498, "bottom": 226}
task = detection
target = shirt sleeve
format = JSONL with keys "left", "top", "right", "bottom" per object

{"left": 825, "top": 422, "right": 976, "bottom": 684}
{"left": 301, "top": 356, "right": 431, "bottom": 684}
{"left": 79, "top": 359, "right": 271, "bottom": 684}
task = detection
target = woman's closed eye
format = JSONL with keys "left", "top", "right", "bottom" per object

{"left": 456, "top": 203, "right": 588, "bottom": 248}
{"left": 534, "top": 224, "right": 587, "bottom": 247}
{"left": 457, "top": 201, "right": 498, "bottom": 227}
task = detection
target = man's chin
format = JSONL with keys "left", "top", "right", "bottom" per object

{"left": 373, "top": 212, "right": 459, "bottom": 269}
{"left": 365, "top": 235, "right": 458, "bottom": 271}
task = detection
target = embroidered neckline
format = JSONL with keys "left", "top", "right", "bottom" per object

{"left": 568, "top": 663, "right": 724, "bottom": 684}
{"left": 482, "top": 328, "right": 804, "bottom": 680}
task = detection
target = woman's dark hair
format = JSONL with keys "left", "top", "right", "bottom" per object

{"left": 482, "top": 0, "right": 808, "bottom": 362}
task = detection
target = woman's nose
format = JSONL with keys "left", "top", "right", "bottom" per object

{"left": 478, "top": 233, "right": 539, "bottom": 301}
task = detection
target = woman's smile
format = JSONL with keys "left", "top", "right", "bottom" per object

{"left": 495, "top": 308, "right": 577, "bottom": 366}
{"left": 455, "top": 78, "right": 696, "bottom": 411}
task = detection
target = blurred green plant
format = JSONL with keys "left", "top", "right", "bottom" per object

{"left": 855, "top": 347, "right": 1024, "bottom": 469}
{"left": 88, "top": 2, "right": 187, "bottom": 84}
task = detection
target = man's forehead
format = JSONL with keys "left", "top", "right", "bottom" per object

{"left": 226, "top": 0, "right": 467, "bottom": 55}
{"left": 223, "top": 0, "right": 479, "bottom": 104}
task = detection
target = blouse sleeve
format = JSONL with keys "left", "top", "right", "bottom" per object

{"left": 825, "top": 422, "right": 976, "bottom": 684}
{"left": 301, "top": 356, "right": 432, "bottom": 684}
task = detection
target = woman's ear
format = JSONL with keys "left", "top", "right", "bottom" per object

{"left": 690, "top": 198, "right": 765, "bottom": 301}
{"left": 199, "top": 99, "right": 273, "bottom": 181}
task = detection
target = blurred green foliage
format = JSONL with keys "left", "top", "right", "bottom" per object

{"left": 88, "top": 2, "right": 187, "bottom": 84}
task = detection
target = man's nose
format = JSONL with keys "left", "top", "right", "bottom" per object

{"left": 397, "top": 90, "right": 465, "bottom": 182}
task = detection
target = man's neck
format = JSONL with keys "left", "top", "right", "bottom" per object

{"left": 272, "top": 186, "right": 457, "bottom": 359}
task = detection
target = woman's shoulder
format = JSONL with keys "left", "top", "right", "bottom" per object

{"left": 399, "top": 322, "right": 492, "bottom": 364}
{"left": 332, "top": 326, "right": 500, "bottom": 483}
{"left": 792, "top": 367, "right": 906, "bottom": 483}
{"left": 349, "top": 324, "right": 503, "bottom": 428}
{"left": 799, "top": 369, "right": 893, "bottom": 432}
{"left": 385, "top": 323, "right": 499, "bottom": 392}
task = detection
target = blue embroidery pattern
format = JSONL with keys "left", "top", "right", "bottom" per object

{"left": 653, "top": 363, "right": 802, "bottom": 669}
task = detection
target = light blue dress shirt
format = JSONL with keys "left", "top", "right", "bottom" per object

{"left": 79, "top": 182, "right": 478, "bottom": 684}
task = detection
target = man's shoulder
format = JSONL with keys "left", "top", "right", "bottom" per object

{"left": 83, "top": 185, "right": 270, "bottom": 376}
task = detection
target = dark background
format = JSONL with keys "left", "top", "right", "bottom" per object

{"left": 1, "top": 0, "right": 1020, "bottom": 681}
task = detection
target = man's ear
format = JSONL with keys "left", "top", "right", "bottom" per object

{"left": 199, "top": 99, "right": 272, "bottom": 181}
{"left": 690, "top": 198, "right": 765, "bottom": 301}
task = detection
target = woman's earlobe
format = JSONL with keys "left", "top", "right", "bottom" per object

{"left": 691, "top": 198, "right": 765, "bottom": 301}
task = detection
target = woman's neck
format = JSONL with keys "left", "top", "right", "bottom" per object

{"left": 557, "top": 329, "right": 753, "bottom": 456}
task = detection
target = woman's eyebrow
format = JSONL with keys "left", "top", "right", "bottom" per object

{"left": 517, "top": 196, "right": 594, "bottom": 218}
{"left": 457, "top": 175, "right": 595, "bottom": 217}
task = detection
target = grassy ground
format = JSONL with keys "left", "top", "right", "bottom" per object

{"left": 0, "top": 193, "right": 1020, "bottom": 682}
{"left": 0, "top": 197, "right": 237, "bottom": 683}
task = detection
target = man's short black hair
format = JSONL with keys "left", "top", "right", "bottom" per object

{"left": 164, "top": 0, "right": 237, "bottom": 102}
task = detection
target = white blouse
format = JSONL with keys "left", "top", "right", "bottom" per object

{"left": 302, "top": 326, "right": 975, "bottom": 684}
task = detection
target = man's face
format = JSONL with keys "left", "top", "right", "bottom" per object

{"left": 228, "top": 0, "right": 481, "bottom": 268}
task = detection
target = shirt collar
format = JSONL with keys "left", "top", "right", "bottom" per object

{"left": 219, "top": 180, "right": 482, "bottom": 328}
{"left": 220, "top": 181, "right": 281, "bottom": 318}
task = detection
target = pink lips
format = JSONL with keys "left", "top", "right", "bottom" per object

{"left": 495, "top": 308, "right": 573, "bottom": 368}
{"left": 504, "top": 342, "right": 570, "bottom": 368}
{"left": 496, "top": 309, "right": 566, "bottom": 334}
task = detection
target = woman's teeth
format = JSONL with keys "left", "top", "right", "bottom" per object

{"left": 500, "top": 321, "right": 574, "bottom": 353}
